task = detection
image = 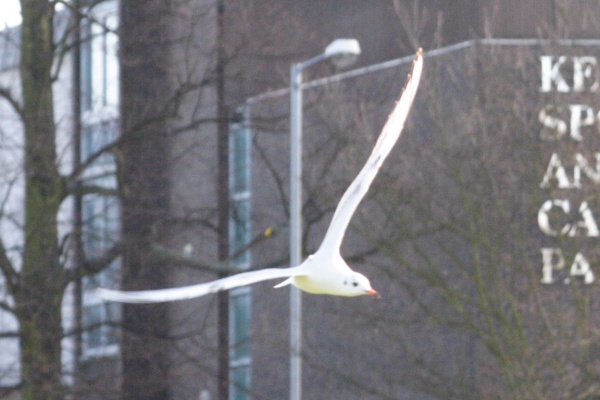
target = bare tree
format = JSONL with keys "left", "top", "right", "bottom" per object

{"left": 238, "top": 22, "right": 600, "bottom": 400}
{"left": 0, "top": 0, "right": 219, "bottom": 398}
{"left": 0, "top": 1, "right": 123, "bottom": 399}
{"left": 8, "top": 1, "right": 599, "bottom": 400}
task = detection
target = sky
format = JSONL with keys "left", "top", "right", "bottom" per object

{"left": 1, "top": 0, "right": 22, "bottom": 28}
{"left": 1, "top": 1, "right": 68, "bottom": 28}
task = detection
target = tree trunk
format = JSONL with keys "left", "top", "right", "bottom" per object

{"left": 16, "top": 1, "right": 67, "bottom": 399}
{"left": 119, "top": 0, "right": 171, "bottom": 399}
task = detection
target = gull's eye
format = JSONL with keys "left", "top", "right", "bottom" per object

{"left": 352, "top": 281, "right": 358, "bottom": 287}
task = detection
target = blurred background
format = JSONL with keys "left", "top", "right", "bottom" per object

{"left": 1, "top": 1, "right": 600, "bottom": 400}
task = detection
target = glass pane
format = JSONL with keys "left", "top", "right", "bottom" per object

{"left": 83, "top": 300, "right": 121, "bottom": 351}
{"left": 231, "top": 365, "right": 251, "bottom": 400}
{"left": 83, "top": 304, "right": 103, "bottom": 349}
{"left": 230, "top": 293, "right": 251, "bottom": 360}
{"left": 103, "top": 14, "right": 119, "bottom": 108}
{"left": 101, "top": 195, "right": 120, "bottom": 242}
{"left": 82, "top": 194, "right": 119, "bottom": 259}
{"left": 104, "top": 301, "right": 121, "bottom": 346}
{"left": 81, "top": 120, "right": 118, "bottom": 164}
{"left": 80, "top": 19, "right": 93, "bottom": 112}
{"left": 233, "top": 129, "right": 249, "bottom": 193}
{"left": 231, "top": 200, "right": 250, "bottom": 265}
{"left": 89, "top": 12, "right": 119, "bottom": 111}
{"left": 82, "top": 198, "right": 100, "bottom": 258}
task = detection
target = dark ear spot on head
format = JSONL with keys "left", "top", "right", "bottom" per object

{"left": 343, "top": 280, "right": 347, "bottom": 285}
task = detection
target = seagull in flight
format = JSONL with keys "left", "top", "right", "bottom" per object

{"left": 96, "top": 49, "right": 423, "bottom": 303}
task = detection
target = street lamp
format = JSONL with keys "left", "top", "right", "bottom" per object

{"left": 289, "top": 38, "right": 360, "bottom": 400}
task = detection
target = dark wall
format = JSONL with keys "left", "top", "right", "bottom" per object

{"left": 224, "top": 0, "right": 600, "bottom": 105}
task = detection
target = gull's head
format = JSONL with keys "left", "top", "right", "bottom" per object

{"left": 345, "top": 271, "right": 380, "bottom": 298}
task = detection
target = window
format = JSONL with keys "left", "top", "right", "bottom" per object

{"left": 82, "top": 297, "right": 120, "bottom": 351}
{"left": 80, "top": 167, "right": 120, "bottom": 357}
{"left": 228, "top": 111, "right": 252, "bottom": 399}
{"left": 81, "top": 119, "right": 118, "bottom": 166}
{"left": 82, "top": 189, "right": 119, "bottom": 260}
{"left": 78, "top": 0, "right": 120, "bottom": 359}
{"left": 82, "top": 258, "right": 120, "bottom": 358}
{"left": 229, "top": 288, "right": 251, "bottom": 400}
{"left": 230, "top": 199, "right": 251, "bottom": 265}
{"left": 230, "top": 118, "right": 252, "bottom": 269}
{"left": 232, "top": 128, "right": 250, "bottom": 193}
{"left": 230, "top": 290, "right": 251, "bottom": 360}
{"left": 81, "top": 3, "right": 119, "bottom": 115}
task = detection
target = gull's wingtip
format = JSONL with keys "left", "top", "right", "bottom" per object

{"left": 404, "top": 48, "right": 424, "bottom": 81}
{"left": 413, "top": 48, "right": 424, "bottom": 70}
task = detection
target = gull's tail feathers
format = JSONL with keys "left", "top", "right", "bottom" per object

{"left": 274, "top": 277, "right": 294, "bottom": 288}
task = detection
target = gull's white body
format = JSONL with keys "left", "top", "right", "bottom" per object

{"left": 96, "top": 49, "right": 423, "bottom": 304}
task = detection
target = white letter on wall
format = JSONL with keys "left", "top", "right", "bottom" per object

{"left": 540, "top": 153, "right": 573, "bottom": 189}
{"left": 569, "top": 104, "right": 595, "bottom": 141}
{"left": 570, "top": 253, "right": 595, "bottom": 284}
{"left": 573, "top": 56, "right": 599, "bottom": 92}
{"left": 539, "top": 105, "right": 567, "bottom": 141}
{"left": 567, "top": 201, "right": 600, "bottom": 237}
{"left": 573, "top": 153, "right": 600, "bottom": 187}
{"left": 541, "top": 248, "right": 565, "bottom": 284}
{"left": 540, "top": 56, "right": 570, "bottom": 93}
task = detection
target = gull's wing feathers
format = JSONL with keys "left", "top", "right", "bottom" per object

{"left": 319, "top": 49, "right": 423, "bottom": 252}
{"left": 95, "top": 267, "right": 308, "bottom": 303}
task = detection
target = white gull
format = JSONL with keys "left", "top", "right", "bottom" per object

{"left": 96, "top": 49, "right": 423, "bottom": 303}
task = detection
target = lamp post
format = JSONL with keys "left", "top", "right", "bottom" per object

{"left": 289, "top": 38, "right": 360, "bottom": 400}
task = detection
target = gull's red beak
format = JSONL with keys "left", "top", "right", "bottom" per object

{"left": 366, "top": 289, "right": 380, "bottom": 299}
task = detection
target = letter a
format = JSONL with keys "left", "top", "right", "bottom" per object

{"left": 540, "top": 153, "right": 573, "bottom": 189}
{"left": 570, "top": 253, "right": 595, "bottom": 284}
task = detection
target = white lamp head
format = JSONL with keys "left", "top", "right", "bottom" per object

{"left": 324, "top": 38, "right": 361, "bottom": 68}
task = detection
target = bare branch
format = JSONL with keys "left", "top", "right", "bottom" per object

{"left": 69, "top": 183, "right": 119, "bottom": 198}
{"left": 65, "top": 241, "right": 123, "bottom": 283}
{"left": 0, "top": 239, "right": 18, "bottom": 297}
{"left": 150, "top": 226, "right": 278, "bottom": 275}
{"left": 0, "top": 87, "right": 23, "bottom": 120}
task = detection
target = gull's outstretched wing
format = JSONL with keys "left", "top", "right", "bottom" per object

{"left": 319, "top": 49, "right": 423, "bottom": 252}
{"left": 95, "top": 267, "right": 308, "bottom": 303}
